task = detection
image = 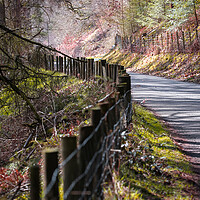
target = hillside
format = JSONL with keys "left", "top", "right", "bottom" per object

{"left": 103, "top": 50, "right": 200, "bottom": 84}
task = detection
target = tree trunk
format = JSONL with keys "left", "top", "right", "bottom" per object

{"left": 193, "top": 0, "right": 199, "bottom": 40}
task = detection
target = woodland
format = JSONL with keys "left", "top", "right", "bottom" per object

{"left": 0, "top": 0, "right": 200, "bottom": 199}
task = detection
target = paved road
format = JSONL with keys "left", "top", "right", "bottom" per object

{"left": 129, "top": 72, "right": 200, "bottom": 174}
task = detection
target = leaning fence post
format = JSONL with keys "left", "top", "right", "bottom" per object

{"left": 61, "top": 136, "right": 78, "bottom": 200}
{"left": 30, "top": 165, "right": 40, "bottom": 200}
{"left": 43, "top": 149, "right": 59, "bottom": 200}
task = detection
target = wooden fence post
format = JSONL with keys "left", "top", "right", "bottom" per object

{"left": 78, "top": 126, "right": 94, "bottom": 198}
{"left": 90, "top": 59, "right": 94, "bottom": 77}
{"left": 152, "top": 35, "right": 154, "bottom": 51}
{"left": 72, "top": 59, "right": 76, "bottom": 77}
{"left": 76, "top": 58, "right": 81, "bottom": 78}
{"left": 43, "top": 149, "right": 59, "bottom": 200}
{"left": 64, "top": 56, "right": 67, "bottom": 74}
{"left": 50, "top": 55, "right": 54, "bottom": 71}
{"left": 86, "top": 59, "right": 90, "bottom": 80}
{"left": 61, "top": 136, "right": 78, "bottom": 200}
{"left": 69, "top": 58, "right": 73, "bottom": 77}
{"left": 161, "top": 34, "right": 164, "bottom": 49}
{"left": 189, "top": 29, "right": 192, "bottom": 46}
{"left": 182, "top": 30, "right": 185, "bottom": 51}
{"left": 56, "top": 56, "right": 59, "bottom": 72}
{"left": 30, "top": 165, "right": 40, "bottom": 200}
{"left": 95, "top": 61, "right": 99, "bottom": 77}
{"left": 167, "top": 32, "right": 169, "bottom": 52}
{"left": 61, "top": 56, "right": 64, "bottom": 73}
{"left": 101, "top": 60, "right": 106, "bottom": 79}
{"left": 118, "top": 75, "right": 132, "bottom": 124}
{"left": 176, "top": 31, "right": 180, "bottom": 52}
{"left": 44, "top": 54, "right": 48, "bottom": 70}
{"left": 91, "top": 107, "right": 103, "bottom": 198}
{"left": 81, "top": 57, "right": 86, "bottom": 80}
{"left": 171, "top": 33, "right": 174, "bottom": 51}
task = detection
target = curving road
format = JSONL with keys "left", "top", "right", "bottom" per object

{"left": 129, "top": 72, "right": 200, "bottom": 174}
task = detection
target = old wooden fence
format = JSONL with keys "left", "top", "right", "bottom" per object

{"left": 30, "top": 56, "right": 132, "bottom": 200}
{"left": 115, "top": 27, "right": 200, "bottom": 53}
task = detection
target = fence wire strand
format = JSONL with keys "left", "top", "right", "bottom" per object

{"left": 44, "top": 90, "right": 132, "bottom": 199}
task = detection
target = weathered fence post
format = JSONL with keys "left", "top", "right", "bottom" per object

{"left": 44, "top": 54, "right": 48, "bottom": 70}
{"left": 118, "top": 74, "right": 132, "bottom": 124}
{"left": 69, "top": 58, "right": 73, "bottom": 77}
{"left": 59, "top": 56, "right": 63, "bottom": 73}
{"left": 86, "top": 59, "right": 90, "bottom": 80}
{"left": 76, "top": 58, "right": 81, "bottom": 78}
{"left": 161, "top": 34, "right": 164, "bottom": 49}
{"left": 30, "top": 165, "right": 40, "bottom": 200}
{"left": 90, "top": 59, "right": 94, "bottom": 77}
{"left": 81, "top": 57, "right": 86, "bottom": 80}
{"left": 95, "top": 61, "right": 99, "bottom": 77}
{"left": 176, "top": 31, "right": 180, "bottom": 52}
{"left": 56, "top": 56, "right": 59, "bottom": 72}
{"left": 167, "top": 32, "right": 169, "bottom": 52}
{"left": 189, "top": 29, "right": 192, "bottom": 46}
{"left": 182, "top": 30, "right": 185, "bottom": 51}
{"left": 61, "top": 136, "right": 78, "bottom": 200}
{"left": 43, "top": 149, "right": 59, "bottom": 200}
{"left": 73, "top": 59, "right": 76, "bottom": 77}
{"left": 171, "top": 33, "right": 174, "bottom": 51}
{"left": 51, "top": 55, "right": 54, "bottom": 71}
{"left": 64, "top": 56, "right": 67, "bottom": 74}
{"left": 78, "top": 126, "right": 95, "bottom": 198}
{"left": 101, "top": 60, "right": 106, "bottom": 79}
{"left": 91, "top": 107, "right": 104, "bottom": 198}
{"left": 152, "top": 35, "right": 154, "bottom": 51}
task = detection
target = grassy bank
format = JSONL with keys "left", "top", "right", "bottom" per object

{"left": 105, "top": 103, "right": 199, "bottom": 199}
{"left": 103, "top": 50, "right": 200, "bottom": 83}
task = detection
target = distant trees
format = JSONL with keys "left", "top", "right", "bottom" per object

{"left": 123, "top": 0, "right": 200, "bottom": 35}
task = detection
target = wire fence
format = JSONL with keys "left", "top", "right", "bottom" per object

{"left": 30, "top": 61, "right": 132, "bottom": 199}
{"left": 0, "top": 24, "right": 132, "bottom": 199}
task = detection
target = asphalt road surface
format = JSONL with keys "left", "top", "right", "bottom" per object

{"left": 130, "top": 72, "right": 200, "bottom": 174}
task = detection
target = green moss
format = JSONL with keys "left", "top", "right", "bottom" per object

{"left": 105, "top": 103, "right": 194, "bottom": 199}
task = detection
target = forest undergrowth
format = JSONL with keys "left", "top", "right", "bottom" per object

{"left": 0, "top": 71, "right": 113, "bottom": 199}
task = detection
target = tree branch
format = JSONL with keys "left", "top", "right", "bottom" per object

{"left": 0, "top": 24, "right": 86, "bottom": 62}
{"left": 0, "top": 70, "right": 42, "bottom": 124}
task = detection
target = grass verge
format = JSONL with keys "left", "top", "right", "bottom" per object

{"left": 102, "top": 50, "right": 200, "bottom": 84}
{"left": 105, "top": 103, "right": 198, "bottom": 199}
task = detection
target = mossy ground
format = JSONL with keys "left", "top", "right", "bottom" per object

{"left": 105, "top": 103, "right": 199, "bottom": 200}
